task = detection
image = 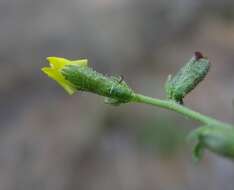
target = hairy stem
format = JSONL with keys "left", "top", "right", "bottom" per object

{"left": 132, "top": 93, "right": 232, "bottom": 128}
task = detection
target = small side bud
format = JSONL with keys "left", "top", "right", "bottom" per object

{"left": 165, "top": 52, "right": 210, "bottom": 104}
{"left": 188, "top": 125, "right": 234, "bottom": 162}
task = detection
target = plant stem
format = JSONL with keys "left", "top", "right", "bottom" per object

{"left": 132, "top": 93, "right": 232, "bottom": 128}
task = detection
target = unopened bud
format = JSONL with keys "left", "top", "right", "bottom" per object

{"left": 165, "top": 52, "right": 210, "bottom": 104}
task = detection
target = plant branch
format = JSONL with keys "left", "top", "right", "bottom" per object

{"left": 42, "top": 55, "right": 234, "bottom": 161}
{"left": 132, "top": 93, "right": 232, "bottom": 128}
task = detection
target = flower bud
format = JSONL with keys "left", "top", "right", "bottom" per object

{"left": 42, "top": 57, "right": 134, "bottom": 104}
{"left": 165, "top": 52, "right": 210, "bottom": 104}
{"left": 188, "top": 125, "right": 234, "bottom": 162}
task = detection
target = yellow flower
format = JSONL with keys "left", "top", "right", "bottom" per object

{"left": 42, "top": 56, "right": 134, "bottom": 104}
{"left": 41, "top": 57, "right": 88, "bottom": 95}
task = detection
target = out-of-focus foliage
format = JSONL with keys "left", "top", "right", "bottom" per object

{"left": 136, "top": 118, "right": 188, "bottom": 156}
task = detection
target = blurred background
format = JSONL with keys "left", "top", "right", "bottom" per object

{"left": 1, "top": 0, "right": 234, "bottom": 189}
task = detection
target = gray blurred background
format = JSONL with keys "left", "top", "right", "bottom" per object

{"left": 1, "top": 0, "right": 234, "bottom": 189}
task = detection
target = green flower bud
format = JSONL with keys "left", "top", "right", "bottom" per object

{"left": 188, "top": 125, "right": 234, "bottom": 162}
{"left": 165, "top": 52, "right": 210, "bottom": 104}
{"left": 42, "top": 57, "right": 134, "bottom": 105}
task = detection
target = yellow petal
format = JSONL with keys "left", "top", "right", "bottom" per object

{"left": 71, "top": 59, "right": 88, "bottom": 67}
{"left": 46, "top": 57, "right": 71, "bottom": 69}
{"left": 43, "top": 57, "right": 88, "bottom": 95}
{"left": 41, "top": 58, "right": 76, "bottom": 95}
{"left": 47, "top": 57, "right": 88, "bottom": 68}
{"left": 41, "top": 67, "right": 76, "bottom": 95}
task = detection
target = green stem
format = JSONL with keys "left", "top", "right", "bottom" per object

{"left": 132, "top": 93, "right": 232, "bottom": 128}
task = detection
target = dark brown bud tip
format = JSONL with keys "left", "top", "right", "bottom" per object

{"left": 194, "top": 51, "right": 204, "bottom": 60}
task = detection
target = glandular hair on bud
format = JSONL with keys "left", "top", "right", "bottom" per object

{"left": 165, "top": 52, "right": 210, "bottom": 104}
{"left": 61, "top": 65, "right": 134, "bottom": 104}
{"left": 189, "top": 125, "right": 234, "bottom": 161}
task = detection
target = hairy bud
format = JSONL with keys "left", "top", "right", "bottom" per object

{"left": 165, "top": 52, "right": 210, "bottom": 104}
